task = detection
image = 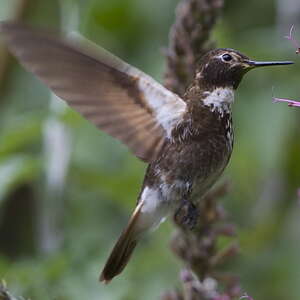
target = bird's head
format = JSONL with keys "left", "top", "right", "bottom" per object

{"left": 196, "top": 48, "right": 293, "bottom": 90}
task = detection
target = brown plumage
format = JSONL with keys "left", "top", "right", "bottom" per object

{"left": 100, "top": 202, "right": 143, "bottom": 283}
{"left": 0, "top": 22, "right": 186, "bottom": 162}
{"left": 0, "top": 21, "right": 293, "bottom": 283}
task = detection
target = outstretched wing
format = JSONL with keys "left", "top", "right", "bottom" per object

{"left": 0, "top": 22, "right": 186, "bottom": 162}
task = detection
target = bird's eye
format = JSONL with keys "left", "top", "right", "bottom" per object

{"left": 222, "top": 54, "right": 233, "bottom": 62}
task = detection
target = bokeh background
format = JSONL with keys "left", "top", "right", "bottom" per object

{"left": 0, "top": 0, "right": 299, "bottom": 299}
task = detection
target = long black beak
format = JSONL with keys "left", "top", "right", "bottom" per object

{"left": 245, "top": 60, "right": 294, "bottom": 67}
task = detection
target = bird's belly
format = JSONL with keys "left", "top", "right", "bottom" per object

{"left": 138, "top": 171, "right": 221, "bottom": 232}
{"left": 190, "top": 165, "right": 225, "bottom": 202}
{"left": 138, "top": 139, "right": 231, "bottom": 231}
{"left": 162, "top": 141, "right": 230, "bottom": 198}
{"left": 138, "top": 178, "right": 187, "bottom": 231}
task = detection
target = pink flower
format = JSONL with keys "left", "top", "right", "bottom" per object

{"left": 272, "top": 26, "right": 300, "bottom": 108}
{"left": 272, "top": 87, "right": 300, "bottom": 107}
{"left": 240, "top": 293, "right": 254, "bottom": 300}
{"left": 285, "top": 25, "right": 300, "bottom": 54}
{"left": 272, "top": 97, "right": 300, "bottom": 107}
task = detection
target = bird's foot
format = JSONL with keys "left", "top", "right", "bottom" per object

{"left": 174, "top": 200, "right": 198, "bottom": 230}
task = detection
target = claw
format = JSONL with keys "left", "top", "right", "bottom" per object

{"left": 174, "top": 200, "right": 198, "bottom": 229}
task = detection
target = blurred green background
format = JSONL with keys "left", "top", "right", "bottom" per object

{"left": 0, "top": 0, "right": 299, "bottom": 299}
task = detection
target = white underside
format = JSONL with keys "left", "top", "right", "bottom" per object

{"left": 138, "top": 186, "right": 169, "bottom": 231}
{"left": 138, "top": 180, "right": 187, "bottom": 231}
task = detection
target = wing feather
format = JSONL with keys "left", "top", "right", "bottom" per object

{"left": 0, "top": 22, "right": 186, "bottom": 162}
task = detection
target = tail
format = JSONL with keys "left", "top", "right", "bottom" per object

{"left": 100, "top": 202, "right": 144, "bottom": 283}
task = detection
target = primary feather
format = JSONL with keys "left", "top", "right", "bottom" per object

{"left": 0, "top": 22, "right": 186, "bottom": 162}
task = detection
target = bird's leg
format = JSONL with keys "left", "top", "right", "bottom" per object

{"left": 174, "top": 198, "right": 198, "bottom": 230}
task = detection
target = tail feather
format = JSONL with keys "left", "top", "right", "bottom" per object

{"left": 100, "top": 202, "right": 143, "bottom": 283}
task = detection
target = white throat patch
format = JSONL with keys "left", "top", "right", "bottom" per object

{"left": 202, "top": 87, "right": 234, "bottom": 116}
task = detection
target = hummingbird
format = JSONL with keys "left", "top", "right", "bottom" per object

{"left": 0, "top": 22, "right": 293, "bottom": 283}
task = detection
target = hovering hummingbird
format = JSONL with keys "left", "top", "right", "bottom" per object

{"left": 0, "top": 22, "right": 293, "bottom": 283}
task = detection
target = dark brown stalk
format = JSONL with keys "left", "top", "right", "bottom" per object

{"left": 164, "top": 0, "right": 224, "bottom": 97}
{"left": 163, "top": 1, "right": 242, "bottom": 299}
